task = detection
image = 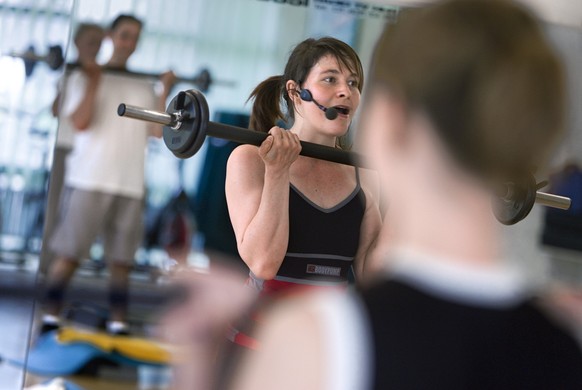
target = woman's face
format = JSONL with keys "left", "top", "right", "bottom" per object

{"left": 298, "top": 55, "right": 361, "bottom": 136}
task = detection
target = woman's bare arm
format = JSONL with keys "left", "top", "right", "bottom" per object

{"left": 225, "top": 128, "right": 301, "bottom": 279}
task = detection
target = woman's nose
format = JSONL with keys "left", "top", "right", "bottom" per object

{"left": 337, "top": 82, "right": 351, "bottom": 98}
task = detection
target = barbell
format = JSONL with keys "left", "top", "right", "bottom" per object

{"left": 117, "top": 88, "right": 572, "bottom": 225}
{"left": 6, "top": 44, "right": 234, "bottom": 92}
{"left": 64, "top": 64, "right": 234, "bottom": 93}
{"left": 118, "top": 88, "right": 362, "bottom": 165}
{"left": 7, "top": 45, "right": 64, "bottom": 77}
{"left": 492, "top": 175, "right": 571, "bottom": 225}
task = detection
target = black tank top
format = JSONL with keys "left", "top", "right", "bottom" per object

{"left": 360, "top": 279, "right": 582, "bottom": 389}
{"left": 248, "top": 168, "right": 366, "bottom": 294}
{"left": 233, "top": 170, "right": 367, "bottom": 349}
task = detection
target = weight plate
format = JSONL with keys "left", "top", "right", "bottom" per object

{"left": 196, "top": 69, "right": 212, "bottom": 93}
{"left": 163, "top": 91, "right": 201, "bottom": 155}
{"left": 47, "top": 45, "right": 64, "bottom": 70}
{"left": 492, "top": 174, "right": 537, "bottom": 225}
{"left": 23, "top": 45, "right": 36, "bottom": 78}
{"left": 182, "top": 89, "right": 209, "bottom": 158}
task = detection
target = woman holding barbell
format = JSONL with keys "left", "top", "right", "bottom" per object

{"left": 228, "top": 1, "right": 582, "bottom": 388}
{"left": 224, "top": 37, "right": 383, "bottom": 349}
{"left": 159, "top": 1, "right": 582, "bottom": 389}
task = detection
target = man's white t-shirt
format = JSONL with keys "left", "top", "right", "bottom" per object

{"left": 62, "top": 69, "right": 157, "bottom": 199}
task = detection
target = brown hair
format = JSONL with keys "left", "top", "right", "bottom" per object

{"left": 110, "top": 14, "right": 143, "bottom": 31}
{"left": 73, "top": 23, "right": 104, "bottom": 43}
{"left": 248, "top": 37, "right": 363, "bottom": 148}
{"left": 369, "top": 0, "right": 565, "bottom": 180}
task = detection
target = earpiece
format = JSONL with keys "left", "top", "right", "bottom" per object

{"left": 297, "top": 88, "right": 339, "bottom": 120}
{"left": 299, "top": 89, "right": 313, "bottom": 102}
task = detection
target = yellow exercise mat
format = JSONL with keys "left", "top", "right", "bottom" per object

{"left": 57, "top": 327, "right": 171, "bottom": 365}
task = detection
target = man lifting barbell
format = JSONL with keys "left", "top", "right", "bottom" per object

{"left": 39, "top": 14, "right": 177, "bottom": 336}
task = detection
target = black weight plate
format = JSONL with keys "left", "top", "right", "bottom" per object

{"left": 167, "top": 91, "right": 199, "bottom": 155}
{"left": 196, "top": 69, "right": 212, "bottom": 93}
{"left": 163, "top": 91, "right": 200, "bottom": 155}
{"left": 492, "top": 174, "right": 537, "bottom": 225}
{"left": 181, "top": 89, "right": 209, "bottom": 158}
{"left": 519, "top": 174, "right": 537, "bottom": 222}
{"left": 171, "top": 148, "right": 194, "bottom": 160}
{"left": 47, "top": 45, "right": 64, "bottom": 70}
{"left": 23, "top": 45, "right": 36, "bottom": 77}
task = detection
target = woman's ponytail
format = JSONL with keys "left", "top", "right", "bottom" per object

{"left": 247, "top": 75, "right": 285, "bottom": 133}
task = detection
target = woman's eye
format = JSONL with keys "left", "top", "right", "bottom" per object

{"left": 348, "top": 80, "right": 359, "bottom": 88}
{"left": 323, "top": 77, "right": 335, "bottom": 83}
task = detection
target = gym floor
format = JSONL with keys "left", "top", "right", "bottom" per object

{"left": 0, "top": 269, "right": 34, "bottom": 389}
{"left": 0, "top": 260, "right": 172, "bottom": 390}
{"left": 0, "top": 209, "right": 580, "bottom": 389}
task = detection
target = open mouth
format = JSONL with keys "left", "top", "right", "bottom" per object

{"left": 333, "top": 106, "right": 350, "bottom": 116}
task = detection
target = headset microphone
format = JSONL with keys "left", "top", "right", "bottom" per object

{"left": 299, "top": 89, "right": 339, "bottom": 120}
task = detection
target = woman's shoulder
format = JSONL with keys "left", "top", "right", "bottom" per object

{"left": 227, "top": 144, "right": 264, "bottom": 171}
{"left": 229, "top": 144, "right": 261, "bottom": 160}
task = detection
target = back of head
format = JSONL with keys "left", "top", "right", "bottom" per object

{"left": 370, "top": 0, "right": 565, "bottom": 182}
{"left": 249, "top": 37, "right": 363, "bottom": 142}
{"left": 74, "top": 23, "right": 104, "bottom": 43}
{"left": 72, "top": 23, "right": 105, "bottom": 65}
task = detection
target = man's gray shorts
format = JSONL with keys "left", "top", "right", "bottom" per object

{"left": 49, "top": 187, "right": 144, "bottom": 264}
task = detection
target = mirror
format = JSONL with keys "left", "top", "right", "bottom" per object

{"left": 0, "top": 1, "right": 75, "bottom": 388}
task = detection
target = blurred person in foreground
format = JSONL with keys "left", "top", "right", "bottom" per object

{"left": 160, "top": 0, "right": 582, "bottom": 389}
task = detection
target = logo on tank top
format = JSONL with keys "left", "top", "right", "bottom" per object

{"left": 306, "top": 264, "right": 341, "bottom": 277}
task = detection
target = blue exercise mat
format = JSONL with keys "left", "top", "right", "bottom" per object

{"left": 11, "top": 330, "right": 106, "bottom": 376}
{"left": 6, "top": 330, "right": 165, "bottom": 377}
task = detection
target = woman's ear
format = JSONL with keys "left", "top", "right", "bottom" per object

{"left": 286, "top": 80, "right": 300, "bottom": 105}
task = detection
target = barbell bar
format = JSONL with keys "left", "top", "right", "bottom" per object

{"left": 6, "top": 44, "right": 234, "bottom": 92}
{"left": 535, "top": 192, "right": 571, "bottom": 209}
{"left": 118, "top": 89, "right": 364, "bottom": 166}
{"left": 118, "top": 89, "right": 572, "bottom": 225}
{"left": 65, "top": 64, "right": 235, "bottom": 93}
